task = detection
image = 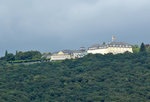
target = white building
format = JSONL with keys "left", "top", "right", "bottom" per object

{"left": 87, "top": 42, "right": 133, "bottom": 54}
{"left": 87, "top": 44, "right": 108, "bottom": 54}
{"left": 50, "top": 47, "right": 87, "bottom": 61}
{"left": 50, "top": 51, "right": 72, "bottom": 61}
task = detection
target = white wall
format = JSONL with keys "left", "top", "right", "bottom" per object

{"left": 87, "top": 48, "right": 108, "bottom": 54}
{"left": 107, "top": 47, "right": 133, "bottom": 54}
{"left": 87, "top": 47, "right": 133, "bottom": 54}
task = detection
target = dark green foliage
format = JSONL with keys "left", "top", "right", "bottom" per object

{"left": 5, "top": 50, "right": 8, "bottom": 57}
{"left": 102, "top": 42, "right": 106, "bottom": 45}
{"left": 0, "top": 53, "right": 150, "bottom": 102}
{"left": 2, "top": 52, "right": 15, "bottom": 61}
{"left": 15, "top": 51, "right": 42, "bottom": 60}
{"left": 140, "top": 42, "right": 146, "bottom": 52}
{"left": 3, "top": 51, "right": 42, "bottom": 62}
{"left": 5, "top": 53, "right": 15, "bottom": 61}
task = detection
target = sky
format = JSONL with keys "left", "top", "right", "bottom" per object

{"left": 0, "top": 0, "right": 150, "bottom": 56}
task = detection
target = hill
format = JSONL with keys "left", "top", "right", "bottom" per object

{"left": 0, "top": 52, "right": 150, "bottom": 102}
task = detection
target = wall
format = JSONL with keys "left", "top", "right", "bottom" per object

{"left": 87, "top": 48, "right": 108, "bottom": 55}
{"left": 87, "top": 47, "right": 133, "bottom": 54}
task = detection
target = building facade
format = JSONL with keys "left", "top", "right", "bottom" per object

{"left": 87, "top": 42, "right": 133, "bottom": 54}
{"left": 50, "top": 51, "right": 72, "bottom": 61}
{"left": 50, "top": 47, "right": 87, "bottom": 61}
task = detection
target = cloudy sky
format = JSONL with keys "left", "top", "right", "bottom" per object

{"left": 0, "top": 0, "right": 150, "bottom": 56}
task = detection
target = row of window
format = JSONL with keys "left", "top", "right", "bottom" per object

{"left": 51, "top": 56, "right": 71, "bottom": 58}
{"left": 89, "top": 45, "right": 132, "bottom": 49}
{"left": 108, "top": 45, "right": 131, "bottom": 47}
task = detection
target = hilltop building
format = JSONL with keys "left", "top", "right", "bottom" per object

{"left": 50, "top": 51, "right": 72, "bottom": 61}
{"left": 145, "top": 44, "right": 150, "bottom": 48}
{"left": 50, "top": 47, "right": 87, "bottom": 61}
{"left": 46, "top": 41, "right": 133, "bottom": 61}
{"left": 87, "top": 42, "right": 133, "bottom": 54}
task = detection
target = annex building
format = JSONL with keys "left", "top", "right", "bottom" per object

{"left": 87, "top": 42, "right": 133, "bottom": 54}
{"left": 50, "top": 47, "right": 87, "bottom": 61}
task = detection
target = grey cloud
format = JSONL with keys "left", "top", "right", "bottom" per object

{"left": 0, "top": 0, "right": 150, "bottom": 56}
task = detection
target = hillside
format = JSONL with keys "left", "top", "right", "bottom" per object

{"left": 0, "top": 52, "right": 150, "bottom": 102}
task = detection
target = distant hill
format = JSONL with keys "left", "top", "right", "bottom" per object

{"left": 0, "top": 52, "right": 150, "bottom": 102}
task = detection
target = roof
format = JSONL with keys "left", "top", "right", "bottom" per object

{"left": 88, "top": 42, "right": 132, "bottom": 50}
{"left": 107, "top": 42, "right": 132, "bottom": 47}
{"left": 88, "top": 44, "right": 107, "bottom": 50}
{"left": 51, "top": 49, "right": 87, "bottom": 56}
{"left": 108, "top": 42, "right": 132, "bottom": 46}
{"left": 73, "top": 50, "right": 85, "bottom": 53}
{"left": 41, "top": 55, "right": 51, "bottom": 58}
{"left": 62, "top": 50, "right": 74, "bottom": 54}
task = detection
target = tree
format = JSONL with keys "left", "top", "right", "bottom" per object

{"left": 102, "top": 42, "right": 106, "bottom": 45}
{"left": 15, "top": 51, "right": 42, "bottom": 60}
{"left": 140, "top": 42, "right": 146, "bottom": 52}
{"left": 5, "top": 50, "right": 8, "bottom": 57}
{"left": 6, "top": 53, "right": 15, "bottom": 61}
{"left": 132, "top": 44, "right": 140, "bottom": 53}
{"left": 1, "top": 52, "right": 150, "bottom": 101}
{"left": 16, "top": 50, "right": 18, "bottom": 55}
{"left": 4, "top": 50, "right": 15, "bottom": 61}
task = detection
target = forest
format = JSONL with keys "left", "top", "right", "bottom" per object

{"left": 0, "top": 43, "right": 150, "bottom": 102}
{"left": 0, "top": 50, "right": 42, "bottom": 64}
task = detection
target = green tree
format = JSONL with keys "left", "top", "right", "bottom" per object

{"left": 102, "top": 42, "right": 106, "bottom": 45}
{"left": 132, "top": 44, "right": 140, "bottom": 53}
{"left": 140, "top": 42, "right": 146, "bottom": 52}
{"left": 4, "top": 51, "right": 15, "bottom": 61}
{"left": 15, "top": 51, "right": 42, "bottom": 60}
{"left": 1, "top": 52, "right": 150, "bottom": 101}
{"left": 6, "top": 53, "right": 15, "bottom": 61}
{"left": 5, "top": 50, "right": 8, "bottom": 57}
